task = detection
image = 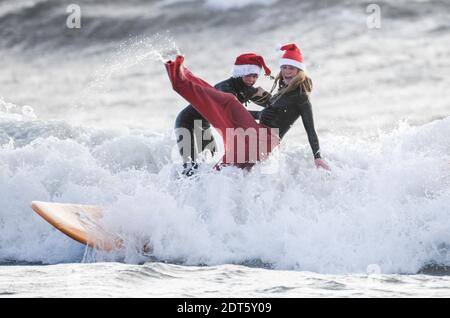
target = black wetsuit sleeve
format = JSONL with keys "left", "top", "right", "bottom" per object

{"left": 300, "top": 98, "right": 322, "bottom": 159}
{"left": 248, "top": 110, "right": 261, "bottom": 120}
{"left": 214, "top": 81, "right": 236, "bottom": 95}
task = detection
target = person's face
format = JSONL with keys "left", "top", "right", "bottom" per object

{"left": 242, "top": 74, "right": 258, "bottom": 86}
{"left": 281, "top": 65, "right": 300, "bottom": 84}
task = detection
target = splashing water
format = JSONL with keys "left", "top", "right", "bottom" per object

{"left": 1, "top": 98, "right": 449, "bottom": 273}
{"left": 75, "top": 33, "right": 180, "bottom": 109}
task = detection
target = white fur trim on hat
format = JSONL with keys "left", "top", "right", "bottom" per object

{"left": 279, "top": 58, "right": 306, "bottom": 71}
{"left": 231, "top": 64, "right": 262, "bottom": 78}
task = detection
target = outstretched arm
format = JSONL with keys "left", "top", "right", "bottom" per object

{"left": 300, "top": 98, "right": 330, "bottom": 170}
{"left": 300, "top": 98, "right": 321, "bottom": 158}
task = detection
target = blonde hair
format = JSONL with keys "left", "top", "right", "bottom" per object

{"left": 269, "top": 70, "right": 313, "bottom": 97}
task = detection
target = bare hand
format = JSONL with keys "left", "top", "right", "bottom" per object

{"left": 314, "top": 158, "right": 331, "bottom": 171}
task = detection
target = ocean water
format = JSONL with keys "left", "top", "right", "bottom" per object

{"left": 1, "top": 0, "right": 449, "bottom": 297}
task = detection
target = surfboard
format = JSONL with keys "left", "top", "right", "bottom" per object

{"left": 31, "top": 201, "right": 123, "bottom": 251}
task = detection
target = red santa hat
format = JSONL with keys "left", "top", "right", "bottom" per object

{"left": 279, "top": 43, "right": 305, "bottom": 71}
{"left": 232, "top": 53, "right": 271, "bottom": 78}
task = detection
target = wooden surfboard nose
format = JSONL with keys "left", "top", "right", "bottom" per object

{"left": 31, "top": 201, "right": 124, "bottom": 251}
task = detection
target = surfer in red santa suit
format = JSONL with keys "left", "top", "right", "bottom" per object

{"left": 174, "top": 53, "right": 271, "bottom": 176}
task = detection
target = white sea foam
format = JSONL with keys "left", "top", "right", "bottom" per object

{"left": 1, "top": 105, "right": 448, "bottom": 273}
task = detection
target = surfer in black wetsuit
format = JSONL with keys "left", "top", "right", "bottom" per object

{"left": 175, "top": 53, "right": 271, "bottom": 176}
{"left": 257, "top": 43, "right": 330, "bottom": 170}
